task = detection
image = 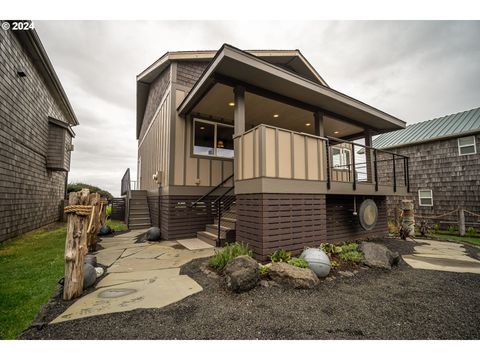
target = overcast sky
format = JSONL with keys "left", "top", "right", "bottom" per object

{"left": 35, "top": 21, "right": 480, "bottom": 196}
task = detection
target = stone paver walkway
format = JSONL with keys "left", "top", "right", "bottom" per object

{"left": 52, "top": 230, "right": 215, "bottom": 323}
{"left": 403, "top": 239, "right": 480, "bottom": 274}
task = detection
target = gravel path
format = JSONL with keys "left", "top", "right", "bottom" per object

{"left": 20, "top": 239, "right": 480, "bottom": 340}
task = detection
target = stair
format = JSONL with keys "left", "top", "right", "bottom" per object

{"left": 196, "top": 204, "right": 236, "bottom": 247}
{"left": 128, "top": 190, "right": 152, "bottom": 229}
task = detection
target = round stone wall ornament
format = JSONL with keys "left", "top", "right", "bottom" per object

{"left": 358, "top": 199, "right": 378, "bottom": 231}
{"left": 300, "top": 248, "right": 331, "bottom": 277}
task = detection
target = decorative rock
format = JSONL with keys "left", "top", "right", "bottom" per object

{"left": 338, "top": 270, "right": 355, "bottom": 277}
{"left": 300, "top": 248, "right": 331, "bottom": 277}
{"left": 84, "top": 255, "right": 97, "bottom": 267}
{"left": 98, "top": 225, "right": 112, "bottom": 236}
{"left": 223, "top": 255, "right": 259, "bottom": 292}
{"left": 359, "top": 242, "right": 400, "bottom": 270}
{"left": 146, "top": 227, "right": 161, "bottom": 241}
{"left": 95, "top": 267, "right": 104, "bottom": 277}
{"left": 269, "top": 262, "right": 320, "bottom": 289}
{"left": 83, "top": 263, "right": 97, "bottom": 289}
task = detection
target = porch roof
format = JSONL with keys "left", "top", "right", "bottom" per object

{"left": 178, "top": 44, "right": 406, "bottom": 134}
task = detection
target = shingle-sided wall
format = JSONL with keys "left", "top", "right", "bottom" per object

{"left": 176, "top": 61, "right": 208, "bottom": 88}
{"left": 382, "top": 135, "right": 480, "bottom": 228}
{"left": 0, "top": 30, "right": 72, "bottom": 242}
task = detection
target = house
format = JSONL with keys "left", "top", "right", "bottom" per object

{"left": 0, "top": 25, "right": 78, "bottom": 242}
{"left": 374, "top": 107, "right": 480, "bottom": 230}
{"left": 129, "top": 44, "right": 409, "bottom": 260}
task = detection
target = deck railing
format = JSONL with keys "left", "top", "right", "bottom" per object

{"left": 121, "top": 168, "right": 131, "bottom": 196}
{"left": 234, "top": 124, "right": 410, "bottom": 193}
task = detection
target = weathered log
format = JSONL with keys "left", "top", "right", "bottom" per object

{"left": 87, "top": 192, "right": 101, "bottom": 252}
{"left": 99, "top": 198, "right": 108, "bottom": 227}
{"left": 63, "top": 189, "right": 90, "bottom": 300}
{"left": 401, "top": 199, "right": 415, "bottom": 238}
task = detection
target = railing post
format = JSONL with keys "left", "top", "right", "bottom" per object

{"left": 325, "top": 141, "right": 331, "bottom": 190}
{"left": 216, "top": 199, "right": 221, "bottom": 247}
{"left": 374, "top": 149, "right": 378, "bottom": 192}
{"left": 403, "top": 157, "right": 407, "bottom": 187}
{"left": 392, "top": 154, "right": 397, "bottom": 193}
{"left": 406, "top": 157, "right": 410, "bottom": 192}
{"left": 351, "top": 144, "right": 356, "bottom": 191}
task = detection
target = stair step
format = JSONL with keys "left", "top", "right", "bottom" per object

{"left": 129, "top": 223, "right": 151, "bottom": 229}
{"left": 129, "top": 210, "right": 150, "bottom": 216}
{"left": 196, "top": 231, "right": 218, "bottom": 246}
{"left": 129, "top": 216, "right": 151, "bottom": 222}
{"left": 214, "top": 217, "right": 236, "bottom": 228}
{"left": 206, "top": 224, "right": 232, "bottom": 237}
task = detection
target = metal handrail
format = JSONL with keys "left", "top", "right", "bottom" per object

{"left": 191, "top": 174, "right": 234, "bottom": 207}
{"left": 214, "top": 187, "right": 236, "bottom": 247}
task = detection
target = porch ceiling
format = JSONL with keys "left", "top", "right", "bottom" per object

{"left": 179, "top": 44, "right": 406, "bottom": 134}
{"left": 192, "top": 83, "right": 364, "bottom": 137}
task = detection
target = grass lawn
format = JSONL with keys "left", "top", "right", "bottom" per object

{"left": 430, "top": 233, "right": 480, "bottom": 246}
{"left": 0, "top": 219, "right": 128, "bottom": 339}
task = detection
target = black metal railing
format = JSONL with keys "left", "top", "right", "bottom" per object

{"left": 191, "top": 174, "right": 234, "bottom": 208}
{"left": 326, "top": 136, "right": 410, "bottom": 193}
{"left": 213, "top": 187, "right": 236, "bottom": 247}
{"left": 121, "top": 168, "right": 131, "bottom": 196}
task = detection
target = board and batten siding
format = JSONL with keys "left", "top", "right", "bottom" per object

{"left": 0, "top": 30, "right": 72, "bottom": 242}
{"left": 138, "top": 90, "right": 171, "bottom": 191}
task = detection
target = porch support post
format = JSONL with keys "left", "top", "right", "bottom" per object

{"left": 314, "top": 111, "right": 325, "bottom": 137}
{"left": 364, "top": 129, "right": 374, "bottom": 183}
{"left": 234, "top": 85, "right": 246, "bottom": 136}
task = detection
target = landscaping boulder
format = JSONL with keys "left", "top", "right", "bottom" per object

{"left": 84, "top": 254, "right": 97, "bottom": 267}
{"left": 83, "top": 263, "right": 97, "bottom": 289}
{"left": 98, "top": 225, "right": 112, "bottom": 236}
{"left": 269, "top": 262, "right": 320, "bottom": 289}
{"left": 146, "top": 227, "right": 161, "bottom": 241}
{"left": 223, "top": 255, "right": 259, "bottom": 292}
{"left": 359, "top": 242, "right": 400, "bottom": 270}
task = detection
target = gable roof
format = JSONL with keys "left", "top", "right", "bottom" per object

{"left": 373, "top": 107, "right": 480, "bottom": 149}
{"left": 177, "top": 44, "right": 405, "bottom": 132}
{"left": 136, "top": 47, "right": 329, "bottom": 138}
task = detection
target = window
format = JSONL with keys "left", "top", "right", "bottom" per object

{"left": 193, "top": 119, "right": 234, "bottom": 158}
{"left": 418, "top": 190, "right": 433, "bottom": 206}
{"left": 458, "top": 136, "right": 476, "bottom": 155}
{"left": 332, "top": 147, "right": 351, "bottom": 169}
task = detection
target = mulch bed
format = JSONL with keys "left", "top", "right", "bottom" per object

{"left": 19, "top": 238, "right": 480, "bottom": 340}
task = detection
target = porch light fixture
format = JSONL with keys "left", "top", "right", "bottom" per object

{"left": 228, "top": 102, "right": 235, "bottom": 107}
{"left": 334, "top": 131, "right": 339, "bottom": 134}
{"left": 305, "top": 123, "right": 311, "bottom": 127}
{"left": 273, "top": 114, "right": 279, "bottom": 118}
{"left": 200, "top": 126, "right": 205, "bottom": 130}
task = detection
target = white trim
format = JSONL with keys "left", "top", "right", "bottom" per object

{"left": 458, "top": 135, "right": 476, "bottom": 155}
{"left": 193, "top": 118, "right": 234, "bottom": 159}
{"left": 418, "top": 189, "right": 433, "bottom": 207}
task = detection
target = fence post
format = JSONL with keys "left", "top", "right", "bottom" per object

{"left": 459, "top": 208, "right": 466, "bottom": 236}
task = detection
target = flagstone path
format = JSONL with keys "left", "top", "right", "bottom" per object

{"left": 51, "top": 230, "right": 214, "bottom": 323}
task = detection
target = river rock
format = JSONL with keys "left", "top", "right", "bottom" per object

{"left": 224, "top": 256, "right": 259, "bottom": 292}
{"left": 83, "top": 263, "right": 97, "bottom": 289}
{"left": 269, "top": 262, "right": 320, "bottom": 289}
{"left": 146, "top": 227, "right": 161, "bottom": 241}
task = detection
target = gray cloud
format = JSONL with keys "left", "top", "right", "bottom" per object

{"left": 35, "top": 21, "right": 480, "bottom": 196}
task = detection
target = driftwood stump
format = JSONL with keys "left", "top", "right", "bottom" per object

{"left": 99, "top": 198, "right": 108, "bottom": 227}
{"left": 401, "top": 199, "right": 415, "bottom": 239}
{"left": 87, "top": 192, "right": 101, "bottom": 252}
{"left": 63, "top": 189, "right": 91, "bottom": 300}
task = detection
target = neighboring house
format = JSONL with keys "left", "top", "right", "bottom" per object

{"left": 0, "top": 25, "right": 78, "bottom": 242}
{"left": 129, "top": 44, "right": 409, "bottom": 260}
{"left": 374, "top": 107, "right": 480, "bottom": 229}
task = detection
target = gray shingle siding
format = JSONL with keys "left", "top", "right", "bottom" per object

{"left": 383, "top": 134, "right": 480, "bottom": 228}
{"left": 0, "top": 29, "right": 72, "bottom": 242}
{"left": 176, "top": 61, "right": 208, "bottom": 89}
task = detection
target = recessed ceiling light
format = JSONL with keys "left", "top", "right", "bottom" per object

{"left": 305, "top": 123, "right": 311, "bottom": 127}
{"left": 200, "top": 126, "right": 205, "bottom": 130}
{"left": 228, "top": 102, "right": 235, "bottom": 107}
{"left": 334, "top": 131, "right": 339, "bottom": 134}
{"left": 273, "top": 114, "right": 279, "bottom": 118}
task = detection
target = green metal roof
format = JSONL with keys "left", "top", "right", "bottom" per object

{"left": 374, "top": 107, "right": 480, "bottom": 149}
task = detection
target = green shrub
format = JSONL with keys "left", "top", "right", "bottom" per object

{"left": 287, "top": 257, "right": 309, "bottom": 268}
{"left": 67, "top": 182, "right": 113, "bottom": 200}
{"left": 330, "top": 260, "right": 339, "bottom": 269}
{"left": 466, "top": 227, "right": 477, "bottom": 237}
{"left": 269, "top": 248, "right": 292, "bottom": 263}
{"left": 259, "top": 264, "right": 270, "bottom": 275}
{"left": 320, "top": 243, "right": 342, "bottom": 255}
{"left": 208, "top": 242, "right": 252, "bottom": 270}
{"left": 339, "top": 250, "right": 363, "bottom": 263}
{"left": 448, "top": 226, "right": 457, "bottom": 235}
{"left": 432, "top": 224, "right": 440, "bottom": 234}
{"left": 341, "top": 243, "right": 359, "bottom": 253}
{"left": 106, "top": 205, "right": 112, "bottom": 220}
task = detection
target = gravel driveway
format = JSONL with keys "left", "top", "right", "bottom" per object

{"left": 20, "top": 239, "right": 480, "bottom": 340}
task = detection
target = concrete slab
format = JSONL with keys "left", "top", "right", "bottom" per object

{"left": 177, "top": 238, "right": 213, "bottom": 250}
{"left": 52, "top": 273, "right": 201, "bottom": 323}
{"left": 94, "top": 248, "right": 125, "bottom": 267}
{"left": 403, "top": 239, "right": 480, "bottom": 274}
